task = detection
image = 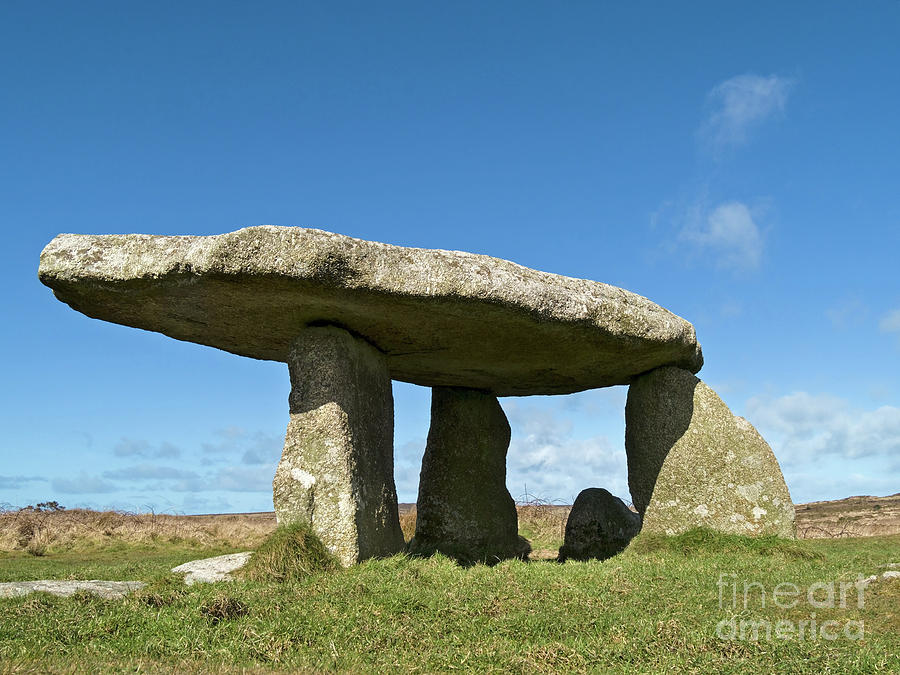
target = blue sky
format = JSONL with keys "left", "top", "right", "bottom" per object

{"left": 2, "top": 2, "right": 898, "bottom": 514}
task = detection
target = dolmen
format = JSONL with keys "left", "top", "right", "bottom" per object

{"left": 39, "top": 226, "right": 795, "bottom": 565}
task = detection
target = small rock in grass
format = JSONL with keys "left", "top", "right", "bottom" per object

{"left": 558, "top": 488, "right": 641, "bottom": 562}
{"left": 0, "top": 580, "right": 144, "bottom": 599}
{"left": 171, "top": 552, "right": 253, "bottom": 585}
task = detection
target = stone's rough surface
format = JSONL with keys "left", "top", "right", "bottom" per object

{"left": 558, "top": 488, "right": 641, "bottom": 562}
{"left": 171, "top": 552, "right": 252, "bottom": 585}
{"left": 0, "top": 580, "right": 144, "bottom": 599}
{"left": 410, "top": 387, "right": 530, "bottom": 564}
{"left": 38, "top": 226, "right": 702, "bottom": 396}
{"left": 273, "top": 326, "right": 404, "bottom": 566}
{"left": 625, "top": 367, "right": 795, "bottom": 538}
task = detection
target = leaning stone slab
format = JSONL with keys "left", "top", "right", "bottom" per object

{"left": 38, "top": 226, "right": 702, "bottom": 396}
{"left": 0, "top": 580, "right": 145, "bottom": 599}
{"left": 558, "top": 488, "right": 641, "bottom": 562}
{"left": 273, "top": 326, "right": 405, "bottom": 566}
{"left": 171, "top": 552, "right": 253, "bottom": 585}
{"left": 409, "top": 387, "right": 530, "bottom": 564}
{"left": 625, "top": 366, "right": 795, "bottom": 538}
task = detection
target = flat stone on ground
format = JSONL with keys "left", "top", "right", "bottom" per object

{"left": 171, "top": 552, "right": 253, "bottom": 585}
{"left": 39, "top": 226, "right": 702, "bottom": 395}
{"left": 0, "top": 580, "right": 145, "bottom": 599}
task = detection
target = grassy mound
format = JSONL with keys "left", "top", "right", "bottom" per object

{"left": 239, "top": 522, "right": 339, "bottom": 582}
{"left": 626, "top": 526, "right": 823, "bottom": 559}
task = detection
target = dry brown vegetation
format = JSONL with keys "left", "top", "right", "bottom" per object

{"left": 3, "top": 492, "right": 896, "bottom": 556}
{"left": 398, "top": 504, "right": 417, "bottom": 542}
{"left": 0, "top": 505, "right": 275, "bottom": 555}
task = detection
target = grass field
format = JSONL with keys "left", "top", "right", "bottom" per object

{"left": 1, "top": 507, "right": 898, "bottom": 673}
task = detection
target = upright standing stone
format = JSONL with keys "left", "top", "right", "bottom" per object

{"left": 273, "top": 326, "right": 404, "bottom": 565}
{"left": 410, "top": 387, "right": 530, "bottom": 564}
{"left": 625, "top": 366, "right": 795, "bottom": 538}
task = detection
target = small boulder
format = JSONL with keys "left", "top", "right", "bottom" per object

{"left": 558, "top": 488, "right": 641, "bottom": 562}
{"left": 0, "top": 580, "right": 145, "bottom": 599}
{"left": 171, "top": 552, "right": 253, "bottom": 585}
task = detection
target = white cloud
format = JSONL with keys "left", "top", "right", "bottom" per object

{"left": 102, "top": 465, "right": 200, "bottom": 481}
{"left": 826, "top": 296, "right": 868, "bottom": 329}
{"left": 113, "top": 438, "right": 181, "bottom": 459}
{"left": 701, "top": 73, "right": 794, "bottom": 150}
{"left": 0, "top": 475, "right": 47, "bottom": 489}
{"left": 879, "top": 309, "right": 900, "bottom": 341}
{"left": 200, "top": 427, "right": 281, "bottom": 466}
{"left": 179, "top": 494, "right": 236, "bottom": 514}
{"left": 680, "top": 201, "right": 764, "bottom": 271}
{"left": 52, "top": 473, "right": 118, "bottom": 494}
{"left": 392, "top": 398, "right": 630, "bottom": 506}
{"left": 212, "top": 465, "right": 276, "bottom": 493}
{"left": 746, "top": 392, "right": 900, "bottom": 463}
{"left": 394, "top": 438, "right": 426, "bottom": 503}
{"left": 504, "top": 401, "right": 629, "bottom": 505}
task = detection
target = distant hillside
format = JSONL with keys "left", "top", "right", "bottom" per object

{"left": 185, "top": 493, "right": 900, "bottom": 541}
{"left": 794, "top": 493, "right": 900, "bottom": 538}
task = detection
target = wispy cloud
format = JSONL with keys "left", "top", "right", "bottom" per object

{"left": 113, "top": 438, "right": 181, "bottom": 459}
{"left": 394, "top": 438, "right": 426, "bottom": 503}
{"left": 826, "top": 296, "right": 869, "bottom": 329}
{"left": 392, "top": 395, "right": 630, "bottom": 506}
{"left": 52, "top": 473, "right": 118, "bottom": 494}
{"left": 0, "top": 475, "right": 48, "bottom": 490}
{"left": 102, "top": 465, "right": 200, "bottom": 481}
{"left": 679, "top": 201, "right": 764, "bottom": 271}
{"left": 201, "top": 427, "right": 281, "bottom": 466}
{"left": 701, "top": 73, "right": 794, "bottom": 151}
{"left": 879, "top": 308, "right": 900, "bottom": 343}
{"left": 212, "top": 465, "right": 276, "bottom": 493}
{"left": 746, "top": 392, "right": 900, "bottom": 463}
{"left": 504, "top": 401, "right": 629, "bottom": 504}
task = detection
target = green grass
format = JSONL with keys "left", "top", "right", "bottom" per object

{"left": 239, "top": 522, "right": 339, "bottom": 582}
{"left": 1, "top": 531, "right": 898, "bottom": 673}
{"left": 0, "top": 544, "right": 244, "bottom": 583}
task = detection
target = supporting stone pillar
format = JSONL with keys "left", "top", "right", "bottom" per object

{"left": 409, "top": 386, "right": 530, "bottom": 564}
{"left": 625, "top": 366, "right": 795, "bottom": 537}
{"left": 273, "top": 325, "right": 405, "bottom": 565}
